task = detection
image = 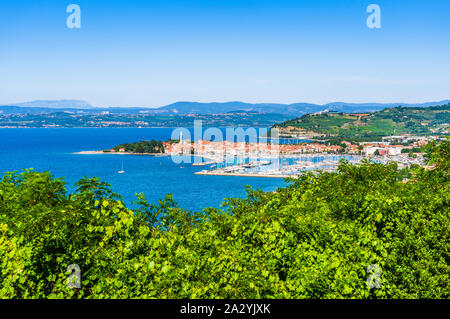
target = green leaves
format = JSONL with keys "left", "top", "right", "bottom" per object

{"left": 112, "top": 140, "right": 165, "bottom": 154}
{"left": 0, "top": 140, "right": 449, "bottom": 299}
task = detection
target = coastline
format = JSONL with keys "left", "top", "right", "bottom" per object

{"left": 74, "top": 150, "right": 168, "bottom": 156}
{"left": 73, "top": 151, "right": 222, "bottom": 164}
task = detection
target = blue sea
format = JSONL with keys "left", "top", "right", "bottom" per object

{"left": 0, "top": 128, "right": 288, "bottom": 211}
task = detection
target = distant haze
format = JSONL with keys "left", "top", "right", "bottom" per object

{"left": 1, "top": 99, "right": 449, "bottom": 116}
{"left": 3, "top": 100, "right": 94, "bottom": 109}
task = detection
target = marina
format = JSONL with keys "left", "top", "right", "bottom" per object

{"left": 194, "top": 153, "right": 426, "bottom": 178}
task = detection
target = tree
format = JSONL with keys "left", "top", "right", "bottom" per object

{"left": 1, "top": 139, "right": 449, "bottom": 299}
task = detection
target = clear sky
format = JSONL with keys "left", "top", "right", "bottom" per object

{"left": 0, "top": 0, "right": 449, "bottom": 107}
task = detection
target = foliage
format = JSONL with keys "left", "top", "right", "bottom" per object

{"left": 0, "top": 141, "right": 449, "bottom": 299}
{"left": 425, "top": 138, "right": 450, "bottom": 173}
{"left": 112, "top": 140, "right": 165, "bottom": 154}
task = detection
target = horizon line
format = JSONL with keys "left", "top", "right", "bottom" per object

{"left": 2, "top": 98, "right": 450, "bottom": 109}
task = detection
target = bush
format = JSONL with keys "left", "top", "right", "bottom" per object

{"left": 0, "top": 140, "right": 449, "bottom": 299}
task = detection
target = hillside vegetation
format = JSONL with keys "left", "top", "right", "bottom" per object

{"left": 111, "top": 140, "right": 165, "bottom": 154}
{"left": 0, "top": 140, "right": 449, "bottom": 299}
{"left": 274, "top": 104, "right": 450, "bottom": 142}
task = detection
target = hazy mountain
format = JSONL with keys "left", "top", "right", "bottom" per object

{"left": 153, "top": 100, "right": 450, "bottom": 116}
{"left": 1, "top": 99, "right": 449, "bottom": 116}
{"left": 2, "top": 100, "right": 93, "bottom": 109}
{"left": 153, "top": 101, "right": 293, "bottom": 114}
{"left": 155, "top": 101, "right": 330, "bottom": 115}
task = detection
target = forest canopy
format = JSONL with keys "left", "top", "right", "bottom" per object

{"left": 0, "top": 139, "right": 449, "bottom": 299}
{"left": 111, "top": 140, "right": 165, "bottom": 154}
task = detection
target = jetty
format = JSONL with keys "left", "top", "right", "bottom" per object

{"left": 195, "top": 170, "right": 296, "bottom": 179}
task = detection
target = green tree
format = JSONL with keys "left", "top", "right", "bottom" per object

{"left": 1, "top": 139, "right": 449, "bottom": 299}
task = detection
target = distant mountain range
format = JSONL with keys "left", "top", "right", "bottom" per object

{"left": 1, "top": 99, "right": 449, "bottom": 116}
{"left": 3, "top": 100, "right": 94, "bottom": 109}
{"left": 150, "top": 100, "right": 450, "bottom": 115}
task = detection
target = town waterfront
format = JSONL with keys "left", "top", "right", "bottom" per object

{"left": 0, "top": 128, "right": 288, "bottom": 211}
{"left": 0, "top": 128, "right": 430, "bottom": 211}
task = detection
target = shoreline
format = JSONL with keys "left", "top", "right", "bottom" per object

{"left": 74, "top": 150, "right": 169, "bottom": 156}
{"left": 73, "top": 151, "right": 219, "bottom": 163}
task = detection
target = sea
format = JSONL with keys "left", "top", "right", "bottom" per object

{"left": 0, "top": 128, "right": 289, "bottom": 211}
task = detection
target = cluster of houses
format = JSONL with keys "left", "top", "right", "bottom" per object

{"left": 358, "top": 135, "right": 436, "bottom": 156}
{"left": 164, "top": 140, "right": 282, "bottom": 157}
{"left": 164, "top": 134, "right": 437, "bottom": 158}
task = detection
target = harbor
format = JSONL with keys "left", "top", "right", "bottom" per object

{"left": 193, "top": 153, "right": 426, "bottom": 178}
{"left": 77, "top": 132, "right": 431, "bottom": 179}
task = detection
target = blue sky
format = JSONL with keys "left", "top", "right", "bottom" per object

{"left": 0, "top": 0, "right": 449, "bottom": 107}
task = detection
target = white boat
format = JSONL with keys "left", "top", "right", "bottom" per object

{"left": 118, "top": 163, "right": 125, "bottom": 174}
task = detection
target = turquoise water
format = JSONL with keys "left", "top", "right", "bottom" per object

{"left": 0, "top": 128, "right": 288, "bottom": 211}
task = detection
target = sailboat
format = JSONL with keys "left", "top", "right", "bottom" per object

{"left": 118, "top": 162, "right": 125, "bottom": 174}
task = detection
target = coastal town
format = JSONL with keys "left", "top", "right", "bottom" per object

{"left": 159, "top": 133, "right": 437, "bottom": 178}
{"left": 73, "top": 113, "right": 443, "bottom": 177}
{"left": 74, "top": 102, "right": 448, "bottom": 179}
{"left": 164, "top": 134, "right": 434, "bottom": 157}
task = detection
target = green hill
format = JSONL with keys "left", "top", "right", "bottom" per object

{"left": 274, "top": 104, "right": 450, "bottom": 142}
{"left": 110, "top": 140, "right": 165, "bottom": 154}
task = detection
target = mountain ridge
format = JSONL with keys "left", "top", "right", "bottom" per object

{"left": 1, "top": 99, "right": 449, "bottom": 116}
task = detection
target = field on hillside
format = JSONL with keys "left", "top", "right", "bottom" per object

{"left": 275, "top": 104, "right": 450, "bottom": 142}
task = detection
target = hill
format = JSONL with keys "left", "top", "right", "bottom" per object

{"left": 1, "top": 99, "right": 449, "bottom": 116}
{"left": 151, "top": 100, "right": 450, "bottom": 116}
{"left": 110, "top": 140, "right": 165, "bottom": 154}
{"left": 274, "top": 104, "right": 450, "bottom": 142}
